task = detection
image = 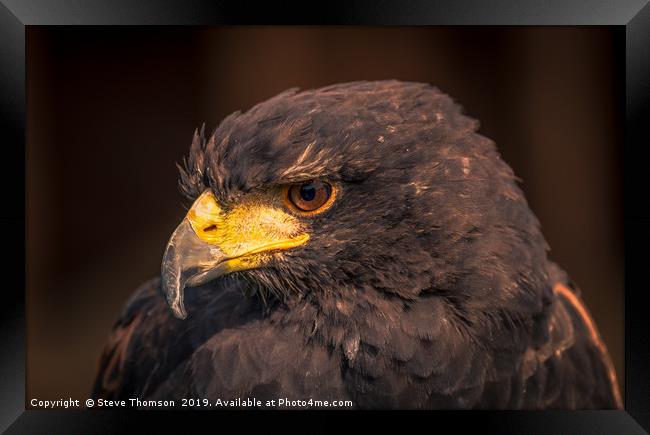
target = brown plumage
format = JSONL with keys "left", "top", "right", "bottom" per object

{"left": 92, "top": 80, "right": 621, "bottom": 409}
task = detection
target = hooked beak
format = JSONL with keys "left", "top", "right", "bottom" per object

{"left": 161, "top": 218, "right": 226, "bottom": 319}
{"left": 160, "top": 190, "right": 309, "bottom": 319}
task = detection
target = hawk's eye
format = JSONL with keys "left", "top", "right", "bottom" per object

{"left": 284, "top": 180, "right": 335, "bottom": 215}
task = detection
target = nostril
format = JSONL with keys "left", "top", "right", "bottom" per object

{"left": 203, "top": 224, "right": 217, "bottom": 232}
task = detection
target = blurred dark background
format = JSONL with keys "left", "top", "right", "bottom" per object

{"left": 26, "top": 26, "right": 624, "bottom": 404}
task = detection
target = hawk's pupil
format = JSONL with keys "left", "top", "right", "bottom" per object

{"left": 300, "top": 184, "right": 317, "bottom": 201}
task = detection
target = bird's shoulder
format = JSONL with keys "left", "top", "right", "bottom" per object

{"left": 91, "top": 276, "right": 264, "bottom": 401}
{"left": 519, "top": 264, "right": 622, "bottom": 409}
{"left": 91, "top": 277, "right": 167, "bottom": 400}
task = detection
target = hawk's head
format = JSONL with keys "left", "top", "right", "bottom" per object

{"left": 161, "top": 80, "right": 550, "bottom": 333}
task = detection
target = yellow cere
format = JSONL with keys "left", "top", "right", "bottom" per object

{"left": 185, "top": 189, "right": 310, "bottom": 264}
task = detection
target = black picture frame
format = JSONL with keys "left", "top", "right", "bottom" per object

{"left": 1, "top": 1, "right": 649, "bottom": 433}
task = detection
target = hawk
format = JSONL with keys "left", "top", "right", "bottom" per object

{"left": 92, "top": 80, "right": 621, "bottom": 409}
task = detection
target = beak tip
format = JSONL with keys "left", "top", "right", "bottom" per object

{"left": 161, "top": 266, "right": 188, "bottom": 320}
{"left": 161, "top": 273, "right": 188, "bottom": 320}
{"left": 170, "top": 302, "right": 188, "bottom": 320}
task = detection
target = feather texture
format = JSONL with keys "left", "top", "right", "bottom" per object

{"left": 92, "top": 81, "right": 621, "bottom": 409}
